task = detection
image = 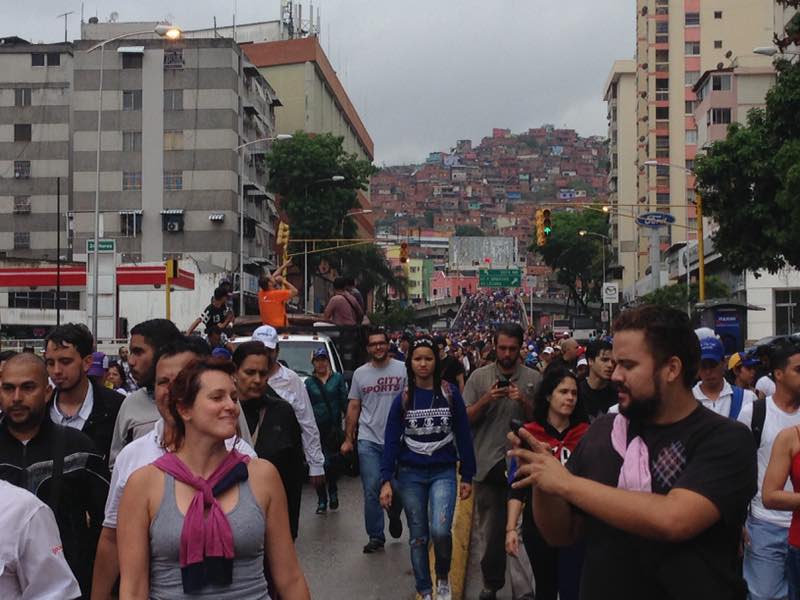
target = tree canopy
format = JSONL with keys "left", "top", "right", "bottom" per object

{"left": 694, "top": 57, "right": 800, "bottom": 274}
{"left": 641, "top": 276, "right": 730, "bottom": 313}
{"left": 455, "top": 225, "right": 485, "bottom": 237}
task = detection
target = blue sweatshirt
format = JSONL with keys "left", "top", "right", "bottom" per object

{"left": 381, "top": 385, "right": 477, "bottom": 483}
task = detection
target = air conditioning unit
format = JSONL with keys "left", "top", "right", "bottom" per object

{"left": 166, "top": 221, "right": 182, "bottom": 232}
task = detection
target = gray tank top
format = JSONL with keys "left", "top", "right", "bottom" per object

{"left": 149, "top": 473, "right": 271, "bottom": 600}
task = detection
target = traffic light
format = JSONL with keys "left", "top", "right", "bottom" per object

{"left": 276, "top": 222, "right": 290, "bottom": 247}
{"left": 400, "top": 241, "right": 409, "bottom": 264}
{"left": 543, "top": 209, "right": 552, "bottom": 238}
{"left": 535, "top": 209, "right": 546, "bottom": 247}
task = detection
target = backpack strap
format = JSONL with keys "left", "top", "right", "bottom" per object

{"left": 752, "top": 397, "right": 767, "bottom": 449}
{"left": 48, "top": 424, "right": 67, "bottom": 511}
{"left": 729, "top": 386, "right": 745, "bottom": 420}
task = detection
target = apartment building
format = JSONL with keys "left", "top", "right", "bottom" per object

{"left": 72, "top": 22, "right": 280, "bottom": 285}
{"left": 604, "top": 59, "right": 638, "bottom": 291}
{"left": 632, "top": 0, "right": 774, "bottom": 281}
{"left": 0, "top": 38, "right": 72, "bottom": 260}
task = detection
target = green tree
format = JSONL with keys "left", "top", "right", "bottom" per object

{"left": 329, "top": 243, "right": 408, "bottom": 299}
{"left": 368, "top": 303, "right": 417, "bottom": 330}
{"left": 455, "top": 225, "right": 485, "bottom": 237}
{"left": 266, "top": 132, "right": 377, "bottom": 240}
{"left": 641, "top": 276, "right": 730, "bottom": 313}
{"left": 529, "top": 208, "right": 610, "bottom": 312}
{"left": 694, "top": 57, "right": 800, "bottom": 274}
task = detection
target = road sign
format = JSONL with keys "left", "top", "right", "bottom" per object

{"left": 479, "top": 268, "right": 522, "bottom": 289}
{"left": 602, "top": 283, "right": 619, "bottom": 304}
{"left": 601, "top": 310, "right": 609, "bottom": 322}
{"left": 86, "top": 239, "right": 116, "bottom": 253}
{"left": 636, "top": 212, "right": 676, "bottom": 228}
{"left": 526, "top": 275, "right": 536, "bottom": 288}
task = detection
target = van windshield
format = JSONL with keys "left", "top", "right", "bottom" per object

{"left": 277, "top": 341, "right": 328, "bottom": 378}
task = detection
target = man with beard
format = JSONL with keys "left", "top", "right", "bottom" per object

{"left": 107, "top": 319, "right": 182, "bottom": 467}
{"left": 510, "top": 305, "right": 757, "bottom": 600}
{"left": 464, "top": 322, "right": 540, "bottom": 600}
{"left": 0, "top": 353, "right": 109, "bottom": 598}
{"left": 578, "top": 339, "right": 617, "bottom": 420}
{"left": 341, "top": 328, "right": 407, "bottom": 554}
{"left": 44, "top": 324, "right": 124, "bottom": 466}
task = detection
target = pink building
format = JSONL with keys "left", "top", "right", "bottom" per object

{"left": 430, "top": 271, "right": 479, "bottom": 299}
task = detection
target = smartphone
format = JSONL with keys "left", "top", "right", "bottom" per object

{"left": 509, "top": 418, "right": 531, "bottom": 450}
{"left": 497, "top": 379, "right": 511, "bottom": 388}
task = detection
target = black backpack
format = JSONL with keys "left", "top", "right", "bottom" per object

{"left": 751, "top": 397, "right": 767, "bottom": 448}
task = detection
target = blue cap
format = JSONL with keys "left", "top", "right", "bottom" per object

{"left": 312, "top": 347, "right": 329, "bottom": 360}
{"left": 699, "top": 337, "right": 725, "bottom": 363}
{"left": 211, "top": 347, "right": 232, "bottom": 360}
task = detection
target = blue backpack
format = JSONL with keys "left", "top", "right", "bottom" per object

{"left": 729, "top": 385, "right": 745, "bottom": 420}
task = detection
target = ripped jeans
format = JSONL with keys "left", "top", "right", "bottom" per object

{"left": 396, "top": 463, "right": 457, "bottom": 594}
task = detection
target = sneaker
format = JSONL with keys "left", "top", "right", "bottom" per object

{"left": 329, "top": 492, "right": 339, "bottom": 510}
{"left": 420, "top": 593, "right": 433, "bottom": 600}
{"left": 362, "top": 539, "right": 384, "bottom": 554}
{"left": 436, "top": 579, "right": 451, "bottom": 600}
{"left": 388, "top": 512, "right": 403, "bottom": 539}
{"left": 478, "top": 590, "right": 497, "bottom": 600}
{"left": 315, "top": 501, "right": 327, "bottom": 515}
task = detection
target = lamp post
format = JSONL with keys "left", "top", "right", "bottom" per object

{"left": 642, "top": 160, "right": 705, "bottom": 301}
{"left": 579, "top": 230, "right": 610, "bottom": 322}
{"left": 340, "top": 208, "right": 373, "bottom": 237}
{"left": 754, "top": 46, "right": 800, "bottom": 57}
{"left": 86, "top": 24, "right": 181, "bottom": 339}
{"left": 235, "top": 134, "right": 292, "bottom": 316}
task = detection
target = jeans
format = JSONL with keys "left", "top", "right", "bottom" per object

{"left": 396, "top": 464, "right": 457, "bottom": 594}
{"left": 744, "top": 515, "right": 789, "bottom": 600}
{"left": 358, "top": 439, "right": 402, "bottom": 543}
{"left": 789, "top": 546, "right": 800, "bottom": 600}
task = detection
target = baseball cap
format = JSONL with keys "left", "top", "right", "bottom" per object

{"left": 252, "top": 325, "right": 278, "bottom": 349}
{"left": 211, "top": 347, "right": 232, "bottom": 360}
{"left": 88, "top": 352, "right": 108, "bottom": 377}
{"left": 728, "top": 351, "right": 760, "bottom": 370}
{"left": 699, "top": 337, "right": 725, "bottom": 363}
{"left": 542, "top": 346, "right": 554, "bottom": 355}
{"left": 577, "top": 357, "right": 588, "bottom": 367}
{"left": 312, "top": 347, "right": 329, "bottom": 360}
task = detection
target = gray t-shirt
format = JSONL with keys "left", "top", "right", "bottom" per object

{"left": 463, "top": 362, "right": 541, "bottom": 482}
{"left": 349, "top": 359, "right": 407, "bottom": 446}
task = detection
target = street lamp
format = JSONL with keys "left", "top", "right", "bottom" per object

{"left": 578, "top": 230, "right": 611, "bottom": 322}
{"left": 87, "top": 23, "right": 181, "bottom": 340}
{"left": 235, "top": 134, "right": 292, "bottom": 315}
{"left": 340, "top": 208, "right": 373, "bottom": 236}
{"left": 642, "top": 160, "right": 706, "bottom": 301}
{"left": 754, "top": 46, "right": 800, "bottom": 56}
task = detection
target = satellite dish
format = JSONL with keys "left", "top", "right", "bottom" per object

{"left": 109, "top": 11, "right": 119, "bottom": 22}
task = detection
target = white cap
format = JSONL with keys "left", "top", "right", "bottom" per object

{"left": 577, "top": 357, "right": 588, "bottom": 367}
{"left": 252, "top": 325, "right": 278, "bottom": 349}
{"left": 542, "top": 346, "right": 554, "bottom": 355}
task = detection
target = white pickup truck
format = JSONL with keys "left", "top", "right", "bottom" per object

{"left": 232, "top": 331, "right": 344, "bottom": 381}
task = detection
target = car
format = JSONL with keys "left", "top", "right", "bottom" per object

{"left": 231, "top": 331, "right": 345, "bottom": 382}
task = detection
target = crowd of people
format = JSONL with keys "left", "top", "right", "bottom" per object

{"left": 4, "top": 294, "right": 800, "bottom": 599}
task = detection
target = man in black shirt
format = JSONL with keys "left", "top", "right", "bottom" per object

{"left": 578, "top": 338, "right": 618, "bottom": 420}
{"left": 186, "top": 286, "right": 234, "bottom": 334}
{"left": 510, "top": 305, "right": 756, "bottom": 600}
{"left": 435, "top": 335, "right": 466, "bottom": 392}
{"left": 0, "top": 353, "right": 109, "bottom": 598}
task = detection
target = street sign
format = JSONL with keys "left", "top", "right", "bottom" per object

{"left": 86, "top": 239, "right": 116, "bottom": 253}
{"left": 601, "top": 310, "right": 609, "bottom": 323}
{"left": 602, "top": 283, "right": 619, "bottom": 304}
{"left": 479, "top": 268, "right": 522, "bottom": 289}
{"left": 526, "top": 275, "right": 536, "bottom": 288}
{"left": 636, "top": 212, "right": 676, "bottom": 228}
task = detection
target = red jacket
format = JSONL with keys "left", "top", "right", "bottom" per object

{"left": 524, "top": 421, "right": 589, "bottom": 465}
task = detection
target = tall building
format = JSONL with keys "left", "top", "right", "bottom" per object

{"left": 604, "top": 60, "right": 638, "bottom": 292}
{"left": 631, "top": 0, "right": 774, "bottom": 285}
{"left": 0, "top": 38, "right": 72, "bottom": 260}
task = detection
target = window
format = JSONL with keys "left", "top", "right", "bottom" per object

{"left": 164, "top": 90, "right": 183, "bottom": 111}
{"left": 685, "top": 100, "right": 697, "bottom": 115}
{"left": 123, "top": 171, "right": 142, "bottom": 191}
{"left": 14, "top": 160, "right": 30, "bottom": 179}
{"left": 685, "top": 71, "right": 701, "bottom": 86}
{"left": 122, "top": 53, "right": 143, "bottom": 69}
{"left": 656, "top": 136, "right": 670, "bottom": 148}
{"left": 14, "top": 124, "right": 31, "bottom": 142}
{"left": 655, "top": 78, "right": 669, "bottom": 100}
{"left": 714, "top": 10, "right": 723, "bottom": 19}
{"left": 655, "top": 49, "right": 669, "bottom": 63}
{"left": 686, "top": 129, "right": 698, "bottom": 144}
{"left": 656, "top": 21, "right": 669, "bottom": 34}
{"left": 164, "top": 170, "right": 183, "bottom": 191}
{"left": 685, "top": 12, "right": 700, "bottom": 26}
{"left": 120, "top": 213, "right": 142, "bottom": 236}
{"left": 14, "top": 231, "right": 30, "bottom": 249}
{"left": 776, "top": 290, "right": 800, "bottom": 335}
{"left": 31, "top": 53, "right": 45, "bottom": 66}
{"left": 655, "top": 106, "right": 669, "bottom": 120}
{"left": 123, "top": 90, "right": 142, "bottom": 111}
{"left": 656, "top": 165, "right": 670, "bottom": 177}
{"left": 709, "top": 108, "right": 732, "bottom": 125}
{"left": 657, "top": 193, "right": 670, "bottom": 205}
{"left": 122, "top": 131, "right": 142, "bottom": 151}
{"left": 686, "top": 160, "right": 696, "bottom": 172}
{"left": 13, "top": 196, "right": 31, "bottom": 214}
{"left": 712, "top": 74, "right": 732, "bottom": 91}
{"left": 8, "top": 291, "right": 80, "bottom": 310}
{"left": 685, "top": 42, "right": 701, "bottom": 55}
{"left": 714, "top": 40, "right": 723, "bottom": 49}
{"left": 163, "top": 130, "right": 183, "bottom": 150}
{"left": 46, "top": 53, "right": 60, "bottom": 66}
{"left": 14, "top": 88, "right": 31, "bottom": 107}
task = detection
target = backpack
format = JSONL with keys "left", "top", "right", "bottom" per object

{"left": 729, "top": 385, "right": 745, "bottom": 420}
{"left": 751, "top": 397, "right": 767, "bottom": 449}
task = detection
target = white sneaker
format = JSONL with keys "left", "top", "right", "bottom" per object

{"left": 436, "top": 580, "right": 452, "bottom": 600}
{"left": 421, "top": 593, "right": 433, "bottom": 600}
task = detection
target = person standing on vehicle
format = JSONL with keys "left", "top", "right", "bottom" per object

{"left": 341, "top": 328, "right": 407, "bottom": 553}
{"left": 258, "top": 258, "right": 298, "bottom": 328}
{"left": 323, "top": 277, "right": 363, "bottom": 326}
{"left": 463, "top": 322, "right": 540, "bottom": 600}
{"left": 305, "top": 347, "right": 349, "bottom": 514}
{"left": 186, "top": 286, "right": 235, "bottom": 335}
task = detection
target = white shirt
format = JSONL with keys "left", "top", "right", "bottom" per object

{"left": 269, "top": 364, "right": 326, "bottom": 477}
{"left": 49, "top": 383, "right": 94, "bottom": 430}
{"left": 0, "top": 480, "right": 81, "bottom": 600}
{"left": 103, "top": 419, "right": 256, "bottom": 528}
{"left": 756, "top": 375, "right": 776, "bottom": 398}
{"left": 738, "top": 396, "right": 800, "bottom": 527}
{"left": 692, "top": 380, "right": 756, "bottom": 418}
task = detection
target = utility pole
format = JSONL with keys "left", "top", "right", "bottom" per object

{"left": 57, "top": 12, "right": 74, "bottom": 43}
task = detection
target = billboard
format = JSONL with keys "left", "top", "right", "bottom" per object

{"left": 449, "top": 236, "right": 519, "bottom": 270}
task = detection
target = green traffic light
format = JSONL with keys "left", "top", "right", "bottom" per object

{"left": 544, "top": 226, "right": 552, "bottom": 235}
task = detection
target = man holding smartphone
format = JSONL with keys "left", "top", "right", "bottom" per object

{"left": 464, "top": 322, "right": 541, "bottom": 600}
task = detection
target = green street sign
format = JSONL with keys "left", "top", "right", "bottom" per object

{"left": 86, "top": 239, "right": 116, "bottom": 253}
{"left": 479, "top": 269, "right": 522, "bottom": 289}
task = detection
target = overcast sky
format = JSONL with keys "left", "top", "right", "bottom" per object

{"left": 9, "top": 0, "right": 635, "bottom": 165}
